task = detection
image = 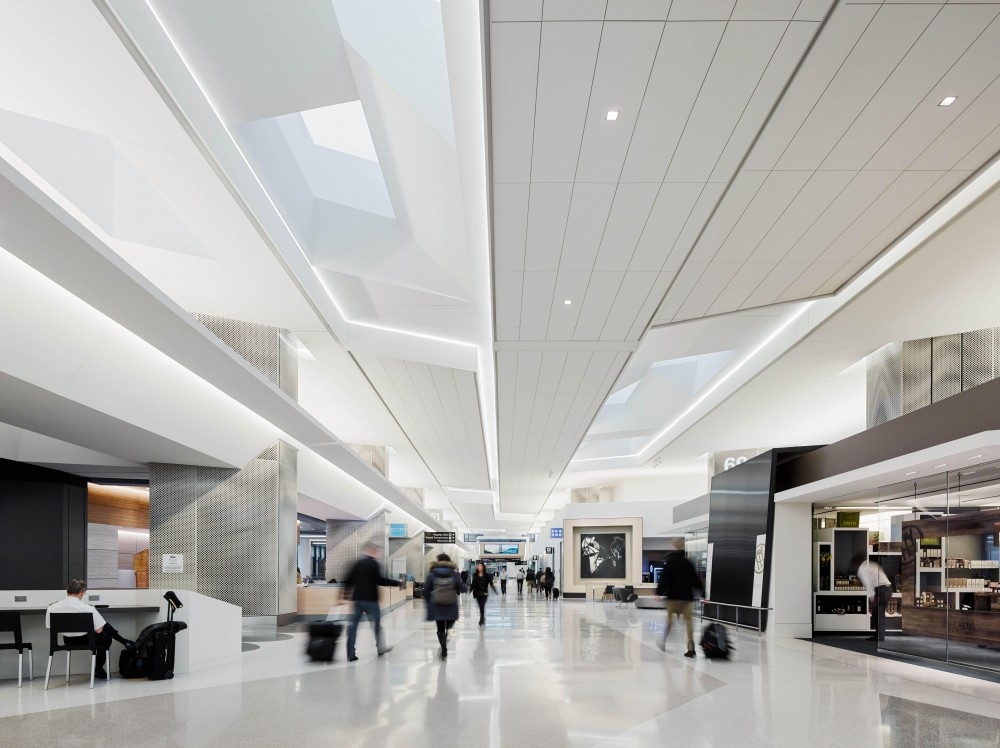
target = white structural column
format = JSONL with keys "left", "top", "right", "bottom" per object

{"left": 767, "top": 502, "right": 814, "bottom": 639}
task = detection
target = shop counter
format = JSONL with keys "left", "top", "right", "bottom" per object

{"left": 902, "top": 604, "right": 1000, "bottom": 648}
{"left": 296, "top": 582, "right": 412, "bottom": 618}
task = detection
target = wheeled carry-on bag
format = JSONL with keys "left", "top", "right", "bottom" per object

{"left": 553, "top": 588, "right": 560, "bottom": 599}
{"left": 119, "top": 621, "right": 189, "bottom": 679}
{"left": 306, "top": 621, "right": 342, "bottom": 662}
{"left": 700, "top": 622, "right": 732, "bottom": 659}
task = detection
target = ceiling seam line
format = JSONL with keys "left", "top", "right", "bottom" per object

{"left": 407, "top": 360, "right": 462, "bottom": 489}
{"left": 451, "top": 368, "right": 489, "bottom": 488}
{"left": 644, "top": 3, "right": 838, "bottom": 323}
{"left": 526, "top": 350, "right": 571, "bottom": 502}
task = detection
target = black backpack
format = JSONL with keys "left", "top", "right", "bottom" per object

{"left": 431, "top": 573, "right": 458, "bottom": 605}
{"left": 700, "top": 623, "right": 731, "bottom": 659}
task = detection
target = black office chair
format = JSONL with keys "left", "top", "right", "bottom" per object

{"left": 0, "top": 612, "right": 32, "bottom": 687}
{"left": 601, "top": 585, "right": 615, "bottom": 603}
{"left": 45, "top": 613, "right": 105, "bottom": 689}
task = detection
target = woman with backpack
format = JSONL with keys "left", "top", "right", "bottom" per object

{"left": 469, "top": 561, "right": 497, "bottom": 627}
{"left": 424, "top": 553, "right": 467, "bottom": 659}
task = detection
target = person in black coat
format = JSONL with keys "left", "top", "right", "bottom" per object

{"left": 344, "top": 542, "right": 400, "bottom": 662}
{"left": 655, "top": 539, "right": 704, "bottom": 657}
{"left": 424, "top": 554, "right": 467, "bottom": 659}
{"left": 542, "top": 567, "right": 555, "bottom": 599}
{"left": 469, "top": 561, "right": 497, "bottom": 627}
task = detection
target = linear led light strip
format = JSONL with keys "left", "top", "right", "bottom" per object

{"left": 140, "top": 0, "right": 499, "bottom": 480}
{"left": 574, "top": 150, "right": 1000, "bottom": 464}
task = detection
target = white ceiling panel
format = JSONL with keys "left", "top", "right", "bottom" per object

{"left": 782, "top": 171, "right": 900, "bottom": 263}
{"left": 520, "top": 271, "right": 558, "bottom": 328}
{"left": 489, "top": 21, "right": 540, "bottom": 184}
{"left": 709, "top": 20, "right": 821, "bottom": 183}
{"left": 547, "top": 271, "right": 591, "bottom": 331}
{"left": 732, "top": 0, "right": 809, "bottom": 21}
{"left": 814, "top": 261, "right": 864, "bottom": 296}
{"left": 621, "top": 22, "right": 727, "bottom": 183}
{"left": 746, "top": 170, "right": 857, "bottom": 262}
{"left": 674, "top": 262, "right": 742, "bottom": 321}
{"left": 494, "top": 270, "right": 523, "bottom": 336}
{"left": 629, "top": 271, "right": 676, "bottom": 336}
{"left": 739, "top": 261, "right": 810, "bottom": 309}
{"left": 794, "top": 0, "right": 835, "bottom": 23}
{"left": 524, "top": 182, "right": 573, "bottom": 271}
{"left": 493, "top": 182, "right": 529, "bottom": 272}
{"left": 355, "top": 354, "right": 490, "bottom": 490}
{"left": 606, "top": 0, "right": 671, "bottom": 21}
{"left": 744, "top": 4, "right": 879, "bottom": 171}
{"left": 630, "top": 183, "right": 705, "bottom": 272}
{"left": 531, "top": 21, "right": 603, "bottom": 182}
{"left": 490, "top": 0, "right": 543, "bottom": 23}
{"left": 594, "top": 183, "right": 660, "bottom": 271}
{"left": 600, "top": 271, "right": 659, "bottom": 340}
{"left": 573, "top": 271, "right": 625, "bottom": 334}
{"left": 652, "top": 262, "right": 707, "bottom": 323}
{"left": 706, "top": 261, "right": 777, "bottom": 316}
{"left": 776, "top": 261, "right": 843, "bottom": 303}
{"left": 905, "top": 41, "right": 1000, "bottom": 170}
{"left": 817, "top": 170, "right": 947, "bottom": 263}
{"left": 668, "top": 0, "right": 736, "bottom": 22}
{"left": 687, "top": 170, "right": 769, "bottom": 263}
{"left": 775, "top": 4, "right": 938, "bottom": 171}
{"left": 542, "top": 0, "right": 607, "bottom": 21}
{"left": 821, "top": 5, "right": 1000, "bottom": 171}
{"left": 575, "top": 22, "right": 663, "bottom": 182}
{"left": 666, "top": 21, "right": 789, "bottom": 183}
{"left": 559, "top": 183, "right": 617, "bottom": 271}
{"left": 712, "top": 170, "right": 813, "bottom": 262}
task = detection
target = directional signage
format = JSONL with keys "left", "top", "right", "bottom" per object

{"left": 550, "top": 527, "right": 563, "bottom": 539}
{"left": 389, "top": 523, "right": 407, "bottom": 538}
{"left": 424, "top": 531, "right": 456, "bottom": 544}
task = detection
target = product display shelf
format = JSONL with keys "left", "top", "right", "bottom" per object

{"left": 813, "top": 528, "right": 871, "bottom": 632}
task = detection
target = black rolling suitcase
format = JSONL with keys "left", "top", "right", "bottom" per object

{"left": 119, "top": 620, "right": 188, "bottom": 679}
{"left": 306, "top": 621, "right": 342, "bottom": 662}
{"left": 553, "top": 588, "right": 560, "bottom": 599}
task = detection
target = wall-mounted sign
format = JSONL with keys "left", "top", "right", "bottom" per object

{"left": 424, "top": 531, "right": 456, "bottom": 544}
{"left": 463, "top": 533, "right": 483, "bottom": 543}
{"left": 389, "top": 523, "right": 408, "bottom": 538}
{"left": 545, "top": 547, "right": 554, "bottom": 554}
{"left": 162, "top": 554, "right": 184, "bottom": 574}
{"left": 550, "top": 528, "right": 563, "bottom": 539}
{"left": 836, "top": 512, "right": 861, "bottom": 528}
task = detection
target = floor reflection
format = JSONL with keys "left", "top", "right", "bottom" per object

{"left": 880, "top": 694, "right": 1000, "bottom": 748}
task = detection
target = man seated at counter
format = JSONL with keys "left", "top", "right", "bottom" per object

{"left": 45, "top": 579, "right": 134, "bottom": 679}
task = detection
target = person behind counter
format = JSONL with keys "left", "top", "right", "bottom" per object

{"left": 854, "top": 553, "right": 892, "bottom": 642}
{"left": 46, "top": 579, "right": 135, "bottom": 679}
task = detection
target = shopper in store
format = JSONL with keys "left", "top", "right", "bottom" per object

{"left": 656, "top": 539, "right": 704, "bottom": 657}
{"left": 516, "top": 567, "right": 525, "bottom": 594}
{"left": 343, "top": 542, "right": 400, "bottom": 662}
{"left": 425, "top": 553, "right": 467, "bottom": 658}
{"left": 469, "top": 560, "right": 497, "bottom": 626}
{"left": 855, "top": 553, "right": 892, "bottom": 641}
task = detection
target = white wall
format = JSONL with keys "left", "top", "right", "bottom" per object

{"left": 610, "top": 473, "right": 707, "bottom": 504}
{"left": 767, "top": 503, "right": 814, "bottom": 639}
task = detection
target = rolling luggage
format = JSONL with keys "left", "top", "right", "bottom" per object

{"left": 119, "top": 621, "right": 188, "bottom": 679}
{"left": 553, "top": 588, "right": 560, "bottom": 599}
{"left": 700, "top": 622, "right": 731, "bottom": 659}
{"left": 306, "top": 621, "right": 342, "bottom": 662}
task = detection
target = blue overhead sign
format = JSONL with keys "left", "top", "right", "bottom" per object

{"left": 550, "top": 527, "right": 563, "bottom": 539}
{"left": 389, "top": 524, "right": 407, "bottom": 538}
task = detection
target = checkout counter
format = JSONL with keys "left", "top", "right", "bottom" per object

{"left": 297, "top": 581, "right": 413, "bottom": 618}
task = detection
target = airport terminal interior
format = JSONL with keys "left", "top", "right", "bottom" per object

{"left": 3, "top": 1, "right": 1000, "bottom": 746}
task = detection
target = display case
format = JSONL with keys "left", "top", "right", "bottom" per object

{"left": 813, "top": 528, "right": 870, "bottom": 632}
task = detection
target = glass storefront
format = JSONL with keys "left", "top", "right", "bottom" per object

{"left": 812, "top": 459, "right": 1000, "bottom": 675}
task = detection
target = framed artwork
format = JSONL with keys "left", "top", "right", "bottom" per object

{"left": 579, "top": 533, "right": 626, "bottom": 578}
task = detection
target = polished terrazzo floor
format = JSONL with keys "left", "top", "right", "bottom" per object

{"left": 1, "top": 594, "right": 999, "bottom": 747}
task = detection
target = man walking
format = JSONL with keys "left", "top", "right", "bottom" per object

{"left": 656, "top": 539, "right": 704, "bottom": 658}
{"left": 499, "top": 564, "right": 508, "bottom": 595}
{"left": 516, "top": 567, "right": 525, "bottom": 594}
{"left": 344, "top": 542, "right": 399, "bottom": 662}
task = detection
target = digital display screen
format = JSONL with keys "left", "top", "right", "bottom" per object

{"left": 482, "top": 543, "right": 520, "bottom": 555}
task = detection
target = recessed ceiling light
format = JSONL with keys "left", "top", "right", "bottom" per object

{"left": 939, "top": 96, "right": 957, "bottom": 107}
{"left": 905, "top": 471, "right": 917, "bottom": 476}
{"left": 933, "top": 463, "right": 947, "bottom": 469}
{"left": 967, "top": 454, "right": 982, "bottom": 460}
{"left": 564, "top": 299, "right": 572, "bottom": 305}
{"left": 606, "top": 110, "right": 619, "bottom": 121}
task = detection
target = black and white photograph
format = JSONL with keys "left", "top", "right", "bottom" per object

{"left": 579, "top": 533, "right": 626, "bottom": 578}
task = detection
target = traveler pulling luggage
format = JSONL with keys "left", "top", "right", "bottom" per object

{"left": 306, "top": 621, "right": 342, "bottom": 662}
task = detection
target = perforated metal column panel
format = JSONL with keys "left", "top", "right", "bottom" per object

{"left": 900, "top": 339, "right": 932, "bottom": 416}
{"left": 326, "top": 512, "right": 388, "bottom": 582}
{"left": 866, "top": 343, "right": 901, "bottom": 428}
{"left": 149, "top": 442, "right": 298, "bottom": 616}
{"left": 192, "top": 313, "right": 298, "bottom": 401}
{"left": 932, "top": 334, "right": 963, "bottom": 403}
{"left": 962, "top": 327, "right": 995, "bottom": 390}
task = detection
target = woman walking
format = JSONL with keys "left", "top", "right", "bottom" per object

{"left": 469, "top": 561, "right": 498, "bottom": 627}
{"left": 424, "top": 553, "right": 466, "bottom": 659}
